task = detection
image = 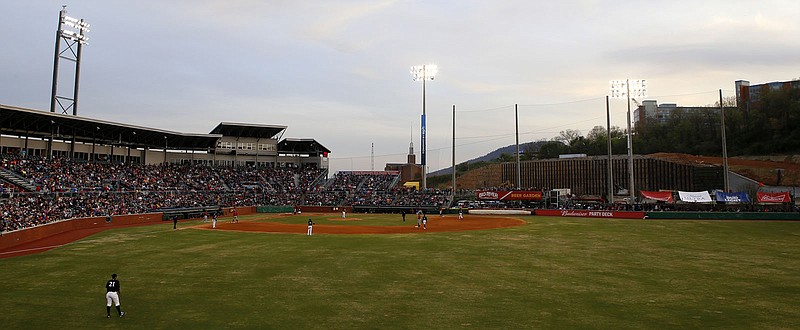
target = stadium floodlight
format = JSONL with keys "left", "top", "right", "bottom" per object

{"left": 411, "top": 64, "right": 438, "bottom": 81}
{"left": 411, "top": 64, "right": 438, "bottom": 190}
{"left": 60, "top": 12, "right": 90, "bottom": 44}
{"left": 609, "top": 79, "right": 647, "bottom": 204}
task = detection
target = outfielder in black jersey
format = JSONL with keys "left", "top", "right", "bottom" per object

{"left": 105, "top": 273, "right": 125, "bottom": 318}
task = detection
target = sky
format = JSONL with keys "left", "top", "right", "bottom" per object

{"left": 2, "top": 1, "right": 799, "bottom": 174}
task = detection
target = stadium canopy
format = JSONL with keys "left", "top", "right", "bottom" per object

{"left": 210, "top": 122, "right": 287, "bottom": 140}
{"left": 278, "top": 138, "right": 331, "bottom": 157}
{"left": 1, "top": 104, "right": 221, "bottom": 150}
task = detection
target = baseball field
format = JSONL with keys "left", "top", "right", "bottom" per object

{"left": 0, "top": 213, "right": 798, "bottom": 329}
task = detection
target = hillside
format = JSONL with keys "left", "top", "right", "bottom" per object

{"left": 429, "top": 141, "right": 546, "bottom": 176}
{"left": 648, "top": 153, "right": 800, "bottom": 186}
{"left": 428, "top": 141, "right": 799, "bottom": 187}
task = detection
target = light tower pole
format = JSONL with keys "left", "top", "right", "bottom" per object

{"left": 411, "top": 64, "right": 438, "bottom": 190}
{"left": 610, "top": 79, "right": 646, "bottom": 204}
{"left": 50, "top": 5, "right": 90, "bottom": 115}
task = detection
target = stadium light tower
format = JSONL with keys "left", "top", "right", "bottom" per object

{"left": 610, "top": 79, "right": 646, "bottom": 204}
{"left": 51, "top": 5, "right": 90, "bottom": 115}
{"left": 411, "top": 64, "right": 437, "bottom": 190}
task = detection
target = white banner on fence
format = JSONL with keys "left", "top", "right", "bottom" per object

{"left": 678, "top": 191, "right": 713, "bottom": 203}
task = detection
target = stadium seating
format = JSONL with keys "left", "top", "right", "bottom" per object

{"left": 0, "top": 157, "right": 452, "bottom": 233}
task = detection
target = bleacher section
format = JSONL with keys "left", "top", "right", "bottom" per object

{"left": 0, "top": 158, "right": 452, "bottom": 233}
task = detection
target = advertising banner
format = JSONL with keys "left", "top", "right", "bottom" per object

{"left": 678, "top": 191, "right": 713, "bottom": 203}
{"left": 757, "top": 191, "right": 791, "bottom": 203}
{"left": 476, "top": 190, "right": 543, "bottom": 201}
{"left": 640, "top": 190, "right": 673, "bottom": 202}
{"left": 421, "top": 114, "right": 426, "bottom": 167}
{"left": 535, "top": 209, "right": 646, "bottom": 219}
{"left": 714, "top": 191, "right": 751, "bottom": 203}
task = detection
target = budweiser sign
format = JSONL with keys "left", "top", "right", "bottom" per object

{"left": 560, "top": 210, "right": 614, "bottom": 217}
{"left": 536, "top": 209, "right": 646, "bottom": 219}
{"left": 478, "top": 191, "right": 499, "bottom": 200}
{"left": 757, "top": 191, "right": 791, "bottom": 203}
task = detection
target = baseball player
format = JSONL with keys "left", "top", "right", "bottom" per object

{"left": 231, "top": 207, "right": 239, "bottom": 223}
{"left": 422, "top": 214, "right": 428, "bottom": 230}
{"left": 212, "top": 212, "right": 217, "bottom": 229}
{"left": 105, "top": 273, "right": 125, "bottom": 318}
{"left": 416, "top": 209, "right": 423, "bottom": 228}
{"left": 307, "top": 218, "right": 315, "bottom": 236}
{"left": 458, "top": 206, "right": 464, "bottom": 220}
{"left": 342, "top": 209, "right": 346, "bottom": 219}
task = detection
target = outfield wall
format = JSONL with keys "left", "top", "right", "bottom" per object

{"left": 468, "top": 209, "right": 532, "bottom": 215}
{"left": 535, "top": 209, "right": 647, "bottom": 219}
{"left": 535, "top": 209, "right": 800, "bottom": 220}
{"left": 257, "top": 206, "right": 295, "bottom": 213}
{"left": 0, "top": 213, "right": 162, "bottom": 251}
{"left": 298, "top": 206, "right": 354, "bottom": 213}
{"left": 220, "top": 206, "right": 256, "bottom": 217}
{"left": 645, "top": 211, "right": 800, "bottom": 220}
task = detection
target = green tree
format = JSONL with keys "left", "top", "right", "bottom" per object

{"left": 538, "top": 141, "right": 568, "bottom": 159}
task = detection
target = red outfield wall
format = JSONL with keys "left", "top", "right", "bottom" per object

{"left": 0, "top": 206, "right": 260, "bottom": 252}
{"left": 535, "top": 209, "right": 647, "bottom": 219}
{"left": 0, "top": 213, "right": 163, "bottom": 251}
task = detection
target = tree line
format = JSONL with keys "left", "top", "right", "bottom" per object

{"left": 536, "top": 86, "right": 800, "bottom": 158}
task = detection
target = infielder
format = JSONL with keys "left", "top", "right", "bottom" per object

{"left": 307, "top": 218, "right": 315, "bottom": 236}
{"left": 105, "top": 273, "right": 125, "bottom": 318}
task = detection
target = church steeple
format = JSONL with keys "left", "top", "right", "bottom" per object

{"left": 407, "top": 127, "right": 416, "bottom": 164}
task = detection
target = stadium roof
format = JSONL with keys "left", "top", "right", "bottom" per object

{"left": 210, "top": 122, "right": 287, "bottom": 140}
{"left": 278, "top": 138, "right": 331, "bottom": 156}
{"left": 0, "top": 104, "right": 221, "bottom": 150}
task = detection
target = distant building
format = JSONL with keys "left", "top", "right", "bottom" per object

{"left": 384, "top": 141, "right": 422, "bottom": 184}
{"left": 633, "top": 100, "right": 734, "bottom": 127}
{"left": 735, "top": 79, "right": 800, "bottom": 112}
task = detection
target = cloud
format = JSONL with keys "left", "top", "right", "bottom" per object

{"left": 300, "top": 0, "right": 398, "bottom": 52}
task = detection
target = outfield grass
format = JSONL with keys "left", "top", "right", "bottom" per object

{"left": 1, "top": 214, "right": 799, "bottom": 329}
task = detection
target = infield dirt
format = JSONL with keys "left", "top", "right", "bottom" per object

{"left": 0, "top": 214, "right": 525, "bottom": 258}
{"left": 196, "top": 214, "right": 525, "bottom": 234}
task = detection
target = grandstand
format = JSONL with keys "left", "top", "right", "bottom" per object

{"left": 0, "top": 104, "right": 454, "bottom": 232}
{"left": 0, "top": 104, "right": 329, "bottom": 168}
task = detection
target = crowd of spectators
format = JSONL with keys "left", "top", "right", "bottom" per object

{"left": 0, "top": 156, "right": 328, "bottom": 232}
{"left": 321, "top": 171, "right": 450, "bottom": 208}
{"left": 0, "top": 158, "right": 454, "bottom": 233}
